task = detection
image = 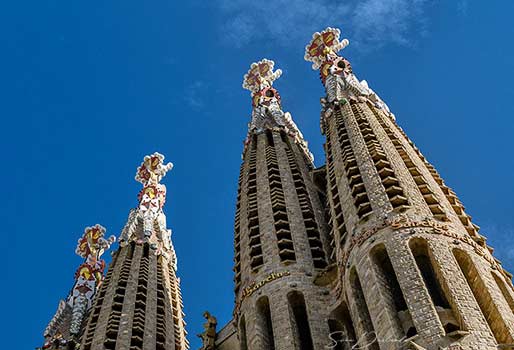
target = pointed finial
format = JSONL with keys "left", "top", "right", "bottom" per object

{"left": 68, "top": 224, "right": 115, "bottom": 336}
{"left": 119, "top": 152, "right": 176, "bottom": 260}
{"left": 243, "top": 59, "right": 283, "bottom": 108}
{"left": 304, "top": 27, "right": 349, "bottom": 70}
{"left": 131, "top": 152, "right": 174, "bottom": 245}
{"left": 135, "top": 152, "right": 173, "bottom": 186}
{"left": 242, "top": 58, "right": 282, "bottom": 93}
{"left": 75, "top": 224, "right": 116, "bottom": 260}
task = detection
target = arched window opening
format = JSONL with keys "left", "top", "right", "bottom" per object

{"left": 410, "top": 238, "right": 460, "bottom": 335}
{"left": 454, "top": 249, "right": 513, "bottom": 344}
{"left": 370, "top": 244, "right": 415, "bottom": 337}
{"left": 239, "top": 315, "right": 248, "bottom": 350}
{"left": 349, "top": 268, "right": 379, "bottom": 350}
{"left": 492, "top": 272, "right": 514, "bottom": 315}
{"left": 328, "top": 303, "right": 356, "bottom": 350}
{"left": 288, "top": 291, "right": 314, "bottom": 350}
{"left": 256, "top": 296, "right": 275, "bottom": 350}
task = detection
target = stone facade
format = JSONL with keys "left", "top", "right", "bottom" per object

{"left": 214, "top": 29, "right": 514, "bottom": 350}
{"left": 77, "top": 242, "right": 188, "bottom": 350}
{"left": 40, "top": 153, "right": 188, "bottom": 350}
{"left": 41, "top": 28, "right": 514, "bottom": 350}
{"left": 227, "top": 59, "right": 335, "bottom": 350}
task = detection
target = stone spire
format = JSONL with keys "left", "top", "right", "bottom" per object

{"left": 41, "top": 152, "right": 189, "bottom": 350}
{"left": 77, "top": 152, "right": 187, "bottom": 350}
{"left": 304, "top": 27, "right": 514, "bottom": 349}
{"left": 39, "top": 225, "right": 115, "bottom": 349}
{"left": 119, "top": 152, "right": 177, "bottom": 268}
{"left": 225, "top": 59, "right": 335, "bottom": 350}
{"left": 242, "top": 58, "right": 313, "bottom": 162}
{"left": 305, "top": 27, "right": 395, "bottom": 124}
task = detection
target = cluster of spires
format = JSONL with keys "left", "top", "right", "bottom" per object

{"left": 39, "top": 26, "right": 514, "bottom": 350}
{"left": 40, "top": 26, "right": 397, "bottom": 349}
{"left": 241, "top": 28, "right": 395, "bottom": 163}
{"left": 39, "top": 152, "right": 174, "bottom": 349}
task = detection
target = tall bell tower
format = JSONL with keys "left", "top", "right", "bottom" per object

{"left": 230, "top": 59, "right": 335, "bottom": 350}
{"left": 40, "top": 153, "right": 189, "bottom": 350}
{"left": 305, "top": 27, "right": 514, "bottom": 350}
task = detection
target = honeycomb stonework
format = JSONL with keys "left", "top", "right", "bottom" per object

{"left": 215, "top": 31, "right": 514, "bottom": 350}
{"left": 224, "top": 59, "right": 335, "bottom": 350}
{"left": 40, "top": 29, "right": 514, "bottom": 350}
{"left": 40, "top": 153, "right": 188, "bottom": 350}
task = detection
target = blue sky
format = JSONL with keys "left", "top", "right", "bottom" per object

{"left": 2, "top": 1, "right": 514, "bottom": 348}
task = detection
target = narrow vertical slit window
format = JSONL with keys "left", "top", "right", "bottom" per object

{"left": 265, "top": 131, "right": 296, "bottom": 263}
{"left": 131, "top": 243, "right": 150, "bottom": 350}
{"left": 370, "top": 244, "right": 414, "bottom": 337}
{"left": 328, "top": 320, "right": 345, "bottom": 350}
{"left": 256, "top": 296, "right": 275, "bottom": 350}
{"left": 351, "top": 102, "right": 409, "bottom": 211}
{"left": 266, "top": 129, "right": 275, "bottom": 146}
{"left": 410, "top": 238, "right": 460, "bottom": 334}
{"left": 83, "top": 251, "right": 119, "bottom": 350}
{"left": 370, "top": 105, "right": 448, "bottom": 221}
{"left": 325, "top": 131, "right": 347, "bottom": 260}
{"left": 492, "top": 272, "right": 514, "bottom": 314}
{"left": 239, "top": 315, "right": 248, "bottom": 350}
{"left": 280, "top": 130, "right": 288, "bottom": 143}
{"left": 333, "top": 106, "right": 372, "bottom": 219}
{"left": 283, "top": 141, "right": 327, "bottom": 269}
{"left": 234, "top": 162, "right": 244, "bottom": 292}
{"left": 155, "top": 259, "right": 166, "bottom": 350}
{"left": 454, "top": 249, "right": 513, "bottom": 344}
{"left": 288, "top": 291, "right": 314, "bottom": 350}
{"left": 247, "top": 136, "right": 263, "bottom": 271}
{"left": 104, "top": 242, "right": 135, "bottom": 350}
{"left": 349, "top": 268, "right": 379, "bottom": 350}
{"left": 328, "top": 303, "right": 356, "bottom": 350}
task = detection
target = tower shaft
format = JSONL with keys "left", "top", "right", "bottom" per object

{"left": 233, "top": 59, "right": 336, "bottom": 350}
{"left": 306, "top": 27, "right": 514, "bottom": 350}
{"left": 235, "top": 129, "right": 333, "bottom": 350}
{"left": 79, "top": 242, "right": 187, "bottom": 350}
{"left": 40, "top": 153, "right": 189, "bottom": 350}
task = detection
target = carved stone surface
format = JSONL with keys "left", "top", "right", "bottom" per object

{"left": 119, "top": 152, "right": 178, "bottom": 267}
{"left": 303, "top": 27, "right": 514, "bottom": 350}
{"left": 242, "top": 59, "right": 314, "bottom": 162}
{"left": 40, "top": 153, "right": 189, "bottom": 350}
{"left": 214, "top": 36, "right": 514, "bottom": 349}
{"left": 40, "top": 27, "right": 514, "bottom": 350}
{"left": 198, "top": 311, "right": 217, "bottom": 350}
